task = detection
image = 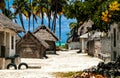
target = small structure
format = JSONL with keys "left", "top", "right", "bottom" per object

{"left": 0, "top": 13, "right": 23, "bottom": 69}
{"left": 79, "top": 33, "right": 89, "bottom": 53}
{"left": 67, "top": 20, "right": 93, "bottom": 50}
{"left": 99, "top": 37, "right": 111, "bottom": 62}
{"left": 87, "top": 31, "right": 103, "bottom": 57}
{"left": 77, "top": 19, "right": 93, "bottom": 52}
{"left": 16, "top": 31, "right": 49, "bottom": 58}
{"left": 67, "top": 36, "right": 81, "bottom": 50}
{"left": 33, "top": 25, "right": 59, "bottom": 54}
{"left": 78, "top": 19, "right": 94, "bottom": 35}
{"left": 87, "top": 31, "right": 111, "bottom": 61}
{"left": 110, "top": 22, "right": 120, "bottom": 61}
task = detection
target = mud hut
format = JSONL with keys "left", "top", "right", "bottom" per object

{"left": 16, "top": 31, "right": 49, "bottom": 58}
{"left": 34, "top": 25, "right": 59, "bottom": 54}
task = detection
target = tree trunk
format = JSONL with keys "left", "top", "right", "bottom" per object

{"left": 19, "top": 13, "right": 26, "bottom": 33}
{"left": 33, "top": 15, "right": 35, "bottom": 32}
{"left": 59, "top": 15, "right": 61, "bottom": 46}
{"left": 28, "top": 16, "right": 30, "bottom": 31}
{"left": 41, "top": 11, "right": 44, "bottom": 24}
{"left": 53, "top": 14, "right": 56, "bottom": 33}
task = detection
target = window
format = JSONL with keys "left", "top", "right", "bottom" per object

{"left": 11, "top": 36, "right": 14, "bottom": 49}
{"left": 114, "top": 28, "right": 116, "bottom": 47}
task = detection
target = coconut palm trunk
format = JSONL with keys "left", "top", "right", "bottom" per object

{"left": 59, "top": 15, "right": 61, "bottom": 46}
{"left": 0, "top": 0, "right": 5, "bottom": 10}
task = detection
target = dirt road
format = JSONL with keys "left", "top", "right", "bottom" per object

{"left": 0, "top": 50, "right": 103, "bottom": 78}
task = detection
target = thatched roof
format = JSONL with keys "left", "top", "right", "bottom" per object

{"left": 79, "top": 33, "right": 89, "bottom": 38}
{"left": 67, "top": 20, "right": 93, "bottom": 43}
{"left": 67, "top": 36, "right": 73, "bottom": 43}
{"left": 17, "top": 31, "right": 49, "bottom": 48}
{"left": 78, "top": 19, "right": 94, "bottom": 35}
{"left": 34, "top": 25, "right": 59, "bottom": 41}
{"left": 0, "top": 13, "right": 23, "bottom": 32}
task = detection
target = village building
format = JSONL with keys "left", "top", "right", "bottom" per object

{"left": 110, "top": 22, "right": 120, "bottom": 61}
{"left": 16, "top": 31, "right": 49, "bottom": 58}
{"left": 0, "top": 13, "right": 23, "bottom": 69}
{"left": 33, "top": 25, "right": 59, "bottom": 54}
{"left": 78, "top": 19, "right": 94, "bottom": 52}
{"left": 99, "top": 37, "right": 111, "bottom": 61}
{"left": 87, "top": 31, "right": 111, "bottom": 61}
{"left": 0, "top": 13, "right": 23, "bottom": 57}
{"left": 67, "top": 19, "right": 93, "bottom": 50}
{"left": 87, "top": 31, "right": 102, "bottom": 57}
{"left": 67, "top": 36, "right": 81, "bottom": 50}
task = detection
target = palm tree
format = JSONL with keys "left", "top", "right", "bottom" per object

{"left": 23, "top": 0, "right": 32, "bottom": 31}
{"left": 69, "top": 22, "right": 78, "bottom": 41}
{"left": 59, "top": 15, "right": 62, "bottom": 46}
{"left": 51, "top": 0, "right": 67, "bottom": 33}
{"left": 0, "top": 0, "right": 15, "bottom": 20}
{"left": 0, "top": 0, "right": 5, "bottom": 11}
{"left": 45, "top": 0, "right": 52, "bottom": 29}
{"left": 12, "top": 0, "right": 29, "bottom": 33}
{"left": 35, "top": 0, "right": 47, "bottom": 25}
{"left": 31, "top": 0, "right": 39, "bottom": 31}
{"left": 58, "top": 0, "right": 67, "bottom": 46}
{"left": 51, "top": 0, "right": 58, "bottom": 33}
{"left": 69, "top": 22, "right": 77, "bottom": 35}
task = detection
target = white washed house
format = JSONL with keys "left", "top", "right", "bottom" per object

{"left": 87, "top": 31, "right": 103, "bottom": 57}
{"left": 67, "top": 20, "right": 93, "bottom": 50}
{"left": 0, "top": 13, "right": 23, "bottom": 69}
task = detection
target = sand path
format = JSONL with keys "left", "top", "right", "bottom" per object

{"left": 0, "top": 50, "right": 103, "bottom": 78}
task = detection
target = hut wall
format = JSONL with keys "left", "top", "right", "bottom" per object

{"left": 94, "top": 40, "right": 101, "bottom": 57}
{"left": 16, "top": 34, "right": 45, "bottom": 58}
{"left": 46, "top": 41, "right": 56, "bottom": 54}
{"left": 0, "top": 30, "right": 16, "bottom": 57}
{"left": 68, "top": 42, "right": 81, "bottom": 50}
{"left": 0, "top": 32, "right": 4, "bottom": 57}
{"left": 101, "top": 37, "right": 111, "bottom": 54}
{"left": 98, "top": 37, "right": 111, "bottom": 61}
{"left": 110, "top": 23, "right": 120, "bottom": 61}
{"left": 88, "top": 39, "right": 102, "bottom": 57}
{"left": 87, "top": 40, "right": 94, "bottom": 56}
{"left": 9, "top": 33, "right": 16, "bottom": 57}
{"left": 5, "top": 32, "right": 10, "bottom": 57}
{"left": 17, "top": 42, "right": 41, "bottom": 58}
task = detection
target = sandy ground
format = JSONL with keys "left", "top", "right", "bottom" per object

{"left": 0, "top": 50, "right": 103, "bottom": 78}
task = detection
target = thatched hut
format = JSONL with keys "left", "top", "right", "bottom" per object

{"left": 0, "top": 13, "right": 23, "bottom": 69}
{"left": 0, "top": 13, "right": 23, "bottom": 57}
{"left": 67, "top": 36, "right": 81, "bottom": 50}
{"left": 34, "top": 25, "right": 59, "bottom": 54}
{"left": 16, "top": 31, "right": 49, "bottom": 58}
{"left": 67, "top": 19, "right": 93, "bottom": 50}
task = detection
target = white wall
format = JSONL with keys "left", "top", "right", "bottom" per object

{"left": 68, "top": 42, "right": 81, "bottom": 50}
{"left": 4, "top": 29, "right": 16, "bottom": 57}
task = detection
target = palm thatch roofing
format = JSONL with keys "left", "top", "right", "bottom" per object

{"left": 34, "top": 25, "right": 59, "bottom": 41}
{"left": 79, "top": 33, "right": 89, "bottom": 38}
{"left": 0, "top": 13, "right": 23, "bottom": 32}
{"left": 78, "top": 19, "right": 94, "bottom": 35}
{"left": 67, "top": 19, "right": 93, "bottom": 43}
{"left": 17, "top": 31, "right": 49, "bottom": 48}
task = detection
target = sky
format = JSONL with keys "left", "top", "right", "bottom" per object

{"left": 5, "top": 0, "right": 77, "bottom": 43}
